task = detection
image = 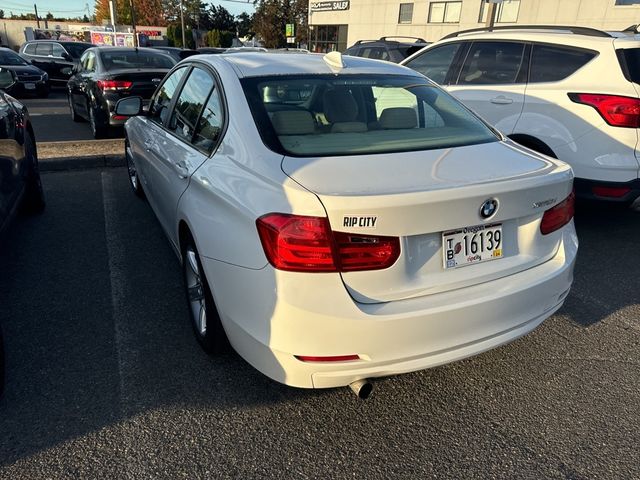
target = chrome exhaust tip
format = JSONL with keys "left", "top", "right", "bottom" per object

{"left": 349, "top": 379, "right": 373, "bottom": 399}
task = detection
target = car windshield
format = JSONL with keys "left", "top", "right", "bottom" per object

{"left": 64, "top": 43, "right": 92, "bottom": 59}
{"left": 0, "top": 50, "right": 28, "bottom": 66}
{"left": 100, "top": 50, "right": 175, "bottom": 70}
{"left": 242, "top": 74, "right": 498, "bottom": 157}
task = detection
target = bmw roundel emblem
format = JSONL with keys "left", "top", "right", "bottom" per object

{"left": 480, "top": 198, "right": 498, "bottom": 219}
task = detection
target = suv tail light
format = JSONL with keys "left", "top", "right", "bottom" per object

{"left": 256, "top": 213, "right": 400, "bottom": 272}
{"left": 97, "top": 80, "right": 133, "bottom": 91}
{"left": 569, "top": 93, "right": 640, "bottom": 128}
{"left": 540, "top": 191, "right": 575, "bottom": 235}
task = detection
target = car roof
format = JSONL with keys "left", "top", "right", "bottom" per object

{"left": 209, "top": 52, "right": 423, "bottom": 78}
{"left": 91, "top": 46, "right": 165, "bottom": 54}
{"left": 25, "top": 39, "right": 92, "bottom": 45}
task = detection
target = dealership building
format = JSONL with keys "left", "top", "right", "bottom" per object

{"left": 308, "top": 0, "right": 640, "bottom": 52}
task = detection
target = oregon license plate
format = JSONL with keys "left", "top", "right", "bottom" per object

{"left": 442, "top": 223, "right": 503, "bottom": 269}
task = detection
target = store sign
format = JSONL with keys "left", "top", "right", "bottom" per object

{"left": 310, "top": 1, "right": 350, "bottom": 12}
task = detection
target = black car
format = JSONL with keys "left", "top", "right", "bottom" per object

{"left": 153, "top": 46, "right": 200, "bottom": 62}
{"left": 343, "top": 36, "right": 430, "bottom": 63}
{"left": 19, "top": 40, "right": 94, "bottom": 86}
{"left": 0, "top": 47, "right": 49, "bottom": 97}
{"left": 0, "top": 67, "right": 46, "bottom": 396}
{"left": 67, "top": 47, "right": 175, "bottom": 138}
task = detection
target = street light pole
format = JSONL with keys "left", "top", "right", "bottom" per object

{"left": 129, "top": 0, "right": 138, "bottom": 47}
{"left": 180, "top": 0, "right": 186, "bottom": 48}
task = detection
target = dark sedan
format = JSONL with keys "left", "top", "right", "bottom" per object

{"left": 0, "top": 67, "right": 46, "bottom": 395}
{"left": 153, "top": 46, "right": 200, "bottom": 62}
{"left": 0, "top": 47, "right": 49, "bottom": 97}
{"left": 67, "top": 47, "right": 175, "bottom": 138}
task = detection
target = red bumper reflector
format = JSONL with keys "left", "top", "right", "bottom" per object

{"left": 112, "top": 115, "right": 128, "bottom": 120}
{"left": 591, "top": 186, "right": 631, "bottom": 198}
{"left": 295, "top": 354, "right": 360, "bottom": 362}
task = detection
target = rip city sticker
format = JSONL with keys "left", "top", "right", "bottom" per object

{"left": 342, "top": 215, "right": 378, "bottom": 228}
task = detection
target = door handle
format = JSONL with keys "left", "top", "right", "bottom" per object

{"left": 143, "top": 139, "right": 154, "bottom": 151}
{"left": 490, "top": 96, "right": 514, "bottom": 105}
{"left": 174, "top": 160, "right": 189, "bottom": 179}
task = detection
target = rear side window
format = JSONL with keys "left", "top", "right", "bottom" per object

{"left": 530, "top": 44, "right": 596, "bottom": 83}
{"left": 52, "top": 43, "right": 66, "bottom": 58}
{"left": 24, "top": 43, "right": 37, "bottom": 55}
{"left": 404, "top": 43, "right": 461, "bottom": 84}
{"left": 459, "top": 41, "right": 526, "bottom": 85}
{"left": 361, "top": 47, "right": 390, "bottom": 61}
{"left": 242, "top": 74, "right": 497, "bottom": 157}
{"left": 617, "top": 48, "right": 640, "bottom": 84}
{"left": 35, "top": 43, "right": 53, "bottom": 56}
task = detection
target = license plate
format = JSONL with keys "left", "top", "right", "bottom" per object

{"left": 442, "top": 223, "right": 503, "bottom": 269}
{"left": 24, "top": 83, "right": 36, "bottom": 90}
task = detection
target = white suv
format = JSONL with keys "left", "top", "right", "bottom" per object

{"left": 402, "top": 25, "right": 640, "bottom": 204}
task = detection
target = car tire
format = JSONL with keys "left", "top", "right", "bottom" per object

{"left": 125, "top": 138, "right": 144, "bottom": 198}
{"left": 21, "top": 131, "right": 45, "bottom": 214}
{"left": 182, "top": 236, "right": 230, "bottom": 355}
{"left": 38, "top": 88, "right": 49, "bottom": 98}
{"left": 89, "top": 104, "right": 107, "bottom": 139}
{"left": 0, "top": 326, "right": 4, "bottom": 399}
{"left": 69, "top": 94, "right": 83, "bottom": 122}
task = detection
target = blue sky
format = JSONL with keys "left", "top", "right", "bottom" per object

{"left": 1, "top": 1, "right": 255, "bottom": 18}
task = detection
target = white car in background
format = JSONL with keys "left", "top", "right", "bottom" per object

{"left": 116, "top": 52, "right": 577, "bottom": 397}
{"left": 403, "top": 25, "right": 640, "bottom": 205}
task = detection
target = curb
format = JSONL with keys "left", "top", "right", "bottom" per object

{"left": 39, "top": 154, "right": 125, "bottom": 172}
{"left": 37, "top": 139, "right": 125, "bottom": 172}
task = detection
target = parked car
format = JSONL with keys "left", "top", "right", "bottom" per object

{"left": 19, "top": 40, "right": 93, "bottom": 87}
{"left": 115, "top": 52, "right": 577, "bottom": 396}
{"left": 402, "top": 25, "right": 640, "bottom": 204}
{"left": 67, "top": 47, "right": 176, "bottom": 138}
{"left": 0, "top": 67, "right": 45, "bottom": 237}
{"left": 344, "top": 36, "right": 430, "bottom": 63}
{"left": 197, "top": 47, "right": 227, "bottom": 54}
{"left": 153, "top": 46, "right": 200, "bottom": 62}
{"left": 0, "top": 47, "right": 49, "bottom": 97}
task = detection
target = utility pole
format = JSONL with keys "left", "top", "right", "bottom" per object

{"left": 485, "top": 0, "right": 501, "bottom": 30}
{"left": 33, "top": 3, "right": 40, "bottom": 29}
{"left": 129, "top": 0, "right": 138, "bottom": 47}
{"left": 180, "top": 0, "right": 186, "bottom": 48}
{"left": 109, "top": 0, "right": 116, "bottom": 31}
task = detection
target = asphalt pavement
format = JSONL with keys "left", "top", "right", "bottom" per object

{"left": 0, "top": 168, "right": 638, "bottom": 479}
{"left": 20, "top": 89, "right": 123, "bottom": 143}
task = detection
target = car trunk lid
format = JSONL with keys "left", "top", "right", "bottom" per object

{"left": 281, "top": 141, "right": 573, "bottom": 303}
{"left": 104, "top": 68, "right": 169, "bottom": 99}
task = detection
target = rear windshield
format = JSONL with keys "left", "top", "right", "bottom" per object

{"left": 617, "top": 48, "right": 640, "bottom": 84}
{"left": 100, "top": 50, "right": 175, "bottom": 70}
{"left": 63, "top": 43, "right": 92, "bottom": 59}
{"left": 241, "top": 74, "right": 498, "bottom": 157}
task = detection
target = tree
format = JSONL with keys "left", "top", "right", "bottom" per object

{"left": 209, "top": 5, "right": 235, "bottom": 32}
{"left": 94, "top": 0, "right": 167, "bottom": 27}
{"left": 235, "top": 12, "right": 254, "bottom": 38}
{"left": 252, "top": 0, "right": 307, "bottom": 48}
{"left": 0, "top": 10, "right": 4, "bottom": 19}
{"left": 46, "top": 12, "right": 54, "bottom": 20}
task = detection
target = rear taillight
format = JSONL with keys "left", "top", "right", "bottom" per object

{"left": 256, "top": 213, "right": 400, "bottom": 273}
{"left": 569, "top": 93, "right": 640, "bottom": 128}
{"left": 97, "top": 80, "right": 133, "bottom": 91}
{"left": 540, "top": 191, "right": 575, "bottom": 235}
{"left": 591, "top": 186, "right": 631, "bottom": 198}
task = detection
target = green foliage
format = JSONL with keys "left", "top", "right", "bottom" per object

{"left": 205, "top": 30, "right": 234, "bottom": 48}
{"left": 167, "top": 23, "right": 194, "bottom": 48}
{"left": 252, "top": 0, "right": 308, "bottom": 48}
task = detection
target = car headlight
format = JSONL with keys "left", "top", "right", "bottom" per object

{"left": 41, "top": 72, "right": 48, "bottom": 81}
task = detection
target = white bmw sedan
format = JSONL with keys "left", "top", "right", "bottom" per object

{"left": 117, "top": 52, "right": 577, "bottom": 396}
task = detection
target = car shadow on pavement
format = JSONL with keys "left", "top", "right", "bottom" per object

{"left": 561, "top": 202, "right": 640, "bottom": 327}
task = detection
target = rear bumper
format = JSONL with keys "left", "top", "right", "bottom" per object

{"left": 574, "top": 177, "right": 640, "bottom": 204}
{"left": 202, "top": 224, "right": 578, "bottom": 389}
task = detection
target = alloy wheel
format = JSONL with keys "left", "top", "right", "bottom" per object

{"left": 184, "top": 247, "right": 207, "bottom": 336}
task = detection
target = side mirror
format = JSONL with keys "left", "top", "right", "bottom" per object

{"left": 62, "top": 52, "right": 73, "bottom": 61}
{"left": 115, "top": 96, "right": 144, "bottom": 117}
{"left": 0, "top": 68, "right": 17, "bottom": 90}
